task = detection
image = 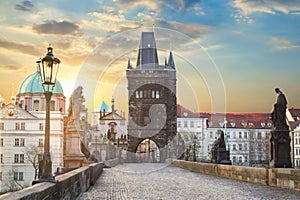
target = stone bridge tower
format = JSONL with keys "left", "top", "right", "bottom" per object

{"left": 126, "top": 32, "right": 177, "bottom": 162}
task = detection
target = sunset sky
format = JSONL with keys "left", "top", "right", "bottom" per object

{"left": 1, "top": 0, "right": 300, "bottom": 116}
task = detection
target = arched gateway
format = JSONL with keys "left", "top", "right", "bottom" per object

{"left": 126, "top": 32, "right": 177, "bottom": 162}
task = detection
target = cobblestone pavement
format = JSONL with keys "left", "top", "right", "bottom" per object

{"left": 79, "top": 163, "right": 300, "bottom": 200}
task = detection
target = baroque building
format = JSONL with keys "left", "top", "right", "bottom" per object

{"left": 0, "top": 66, "right": 65, "bottom": 193}
{"left": 88, "top": 98, "right": 127, "bottom": 161}
{"left": 126, "top": 32, "right": 177, "bottom": 162}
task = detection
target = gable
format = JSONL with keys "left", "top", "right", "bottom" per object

{"left": 0, "top": 103, "right": 37, "bottom": 119}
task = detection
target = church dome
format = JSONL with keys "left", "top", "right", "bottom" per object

{"left": 18, "top": 70, "right": 64, "bottom": 95}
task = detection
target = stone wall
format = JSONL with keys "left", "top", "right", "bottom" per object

{"left": 0, "top": 162, "right": 104, "bottom": 200}
{"left": 269, "top": 168, "right": 300, "bottom": 190}
{"left": 173, "top": 160, "right": 300, "bottom": 191}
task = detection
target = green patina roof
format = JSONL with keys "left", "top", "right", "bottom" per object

{"left": 18, "top": 71, "right": 64, "bottom": 95}
{"left": 94, "top": 100, "right": 111, "bottom": 112}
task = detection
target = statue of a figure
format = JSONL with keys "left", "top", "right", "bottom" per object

{"left": 212, "top": 130, "right": 226, "bottom": 150}
{"left": 270, "top": 88, "right": 288, "bottom": 128}
{"left": 68, "top": 86, "right": 85, "bottom": 128}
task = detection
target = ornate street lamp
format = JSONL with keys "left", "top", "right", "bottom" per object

{"left": 38, "top": 45, "right": 60, "bottom": 181}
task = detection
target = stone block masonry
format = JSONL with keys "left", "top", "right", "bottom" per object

{"left": 173, "top": 160, "right": 300, "bottom": 191}
{"left": 0, "top": 162, "right": 104, "bottom": 200}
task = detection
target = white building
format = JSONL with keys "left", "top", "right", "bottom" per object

{"left": 176, "top": 105, "right": 207, "bottom": 160}
{"left": 177, "top": 105, "right": 272, "bottom": 166}
{"left": 288, "top": 108, "right": 300, "bottom": 168}
{"left": 89, "top": 98, "right": 127, "bottom": 161}
{"left": 0, "top": 67, "right": 65, "bottom": 193}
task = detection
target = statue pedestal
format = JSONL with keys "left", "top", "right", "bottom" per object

{"left": 64, "top": 125, "right": 86, "bottom": 168}
{"left": 211, "top": 148, "right": 232, "bottom": 165}
{"left": 270, "top": 128, "right": 292, "bottom": 168}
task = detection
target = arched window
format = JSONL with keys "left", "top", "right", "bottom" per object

{"left": 33, "top": 100, "right": 39, "bottom": 111}
{"left": 135, "top": 91, "right": 139, "bottom": 98}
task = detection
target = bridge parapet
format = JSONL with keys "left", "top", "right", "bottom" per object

{"left": 0, "top": 162, "right": 104, "bottom": 200}
{"left": 173, "top": 160, "right": 300, "bottom": 191}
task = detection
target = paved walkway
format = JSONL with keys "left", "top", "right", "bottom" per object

{"left": 79, "top": 163, "right": 300, "bottom": 200}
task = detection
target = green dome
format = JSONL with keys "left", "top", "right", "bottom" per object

{"left": 18, "top": 71, "right": 64, "bottom": 95}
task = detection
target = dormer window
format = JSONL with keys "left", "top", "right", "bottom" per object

{"left": 208, "top": 122, "right": 212, "bottom": 128}
{"left": 261, "top": 122, "right": 265, "bottom": 128}
{"left": 230, "top": 122, "right": 236, "bottom": 127}
{"left": 242, "top": 122, "right": 247, "bottom": 128}
{"left": 267, "top": 123, "right": 272, "bottom": 128}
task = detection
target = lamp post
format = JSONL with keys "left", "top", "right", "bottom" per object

{"left": 38, "top": 45, "right": 60, "bottom": 181}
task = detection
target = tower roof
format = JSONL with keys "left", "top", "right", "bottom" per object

{"left": 18, "top": 70, "right": 64, "bottom": 95}
{"left": 136, "top": 32, "right": 159, "bottom": 68}
{"left": 168, "top": 51, "right": 175, "bottom": 69}
{"left": 94, "top": 100, "right": 111, "bottom": 112}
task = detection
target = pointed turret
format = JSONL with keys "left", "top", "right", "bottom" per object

{"left": 136, "top": 32, "right": 159, "bottom": 69}
{"left": 165, "top": 57, "right": 168, "bottom": 66}
{"left": 127, "top": 58, "right": 132, "bottom": 69}
{"left": 111, "top": 96, "right": 115, "bottom": 113}
{"left": 168, "top": 51, "right": 175, "bottom": 69}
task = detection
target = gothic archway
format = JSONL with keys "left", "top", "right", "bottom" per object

{"left": 135, "top": 139, "right": 160, "bottom": 163}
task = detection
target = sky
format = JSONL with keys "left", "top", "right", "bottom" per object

{"left": 0, "top": 0, "right": 300, "bottom": 116}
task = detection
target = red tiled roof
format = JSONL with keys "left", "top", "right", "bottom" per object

{"left": 289, "top": 108, "right": 300, "bottom": 118}
{"left": 177, "top": 104, "right": 272, "bottom": 129}
{"left": 289, "top": 120, "right": 300, "bottom": 130}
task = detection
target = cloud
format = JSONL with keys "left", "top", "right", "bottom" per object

{"left": 83, "top": 12, "right": 139, "bottom": 33}
{"left": 32, "top": 20, "right": 80, "bottom": 35}
{"left": 0, "top": 39, "right": 40, "bottom": 56}
{"left": 15, "top": 0, "right": 34, "bottom": 12}
{"left": 271, "top": 37, "right": 299, "bottom": 50}
{"left": 0, "top": 64, "right": 25, "bottom": 71}
{"left": 114, "top": 0, "right": 204, "bottom": 15}
{"left": 231, "top": 0, "right": 300, "bottom": 23}
{"left": 114, "top": 0, "right": 159, "bottom": 11}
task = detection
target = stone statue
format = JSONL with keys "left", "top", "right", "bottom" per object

{"left": 68, "top": 86, "right": 85, "bottom": 129}
{"left": 210, "top": 130, "right": 231, "bottom": 165}
{"left": 270, "top": 88, "right": 288, "bottom": 129}
{"left": 269, "top": 88, "right": 292, "bottom": 168}
{"left": 212, "top": 130, "right": 226, "bottom": 150}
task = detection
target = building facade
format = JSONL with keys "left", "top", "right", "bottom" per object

{"left": 88, "top": 98, "right": 127, "bottom": 161}
{"left": 0, "top": 67, "right": 65, "bottom": 193}
{"left": 176, "top": 105, "right": 272, "bottom": 167}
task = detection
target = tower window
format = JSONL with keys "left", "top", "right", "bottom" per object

{"left": 50, "top": 100, "right": 55, "bottom": 111}
{"left": 152, "top": 91, "right": 155, "bottom": 98}
{"left": 39, "top": 123, "right": 44, "bottom": 131}
{"left": 155, "top": 91, "right": 160, "bottom": 99}
{"left": 33, "top": 100, "right": 39, "bottom": 111}
{"left": 139, "top": 90, "right": 143, "bottom": 98}
{"left": 21, "top": 123, "right": 25, "bottom": 130}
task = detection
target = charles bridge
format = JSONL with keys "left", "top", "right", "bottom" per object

{"left": 1, "top": 159, "right": 300, "bottom": 200}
